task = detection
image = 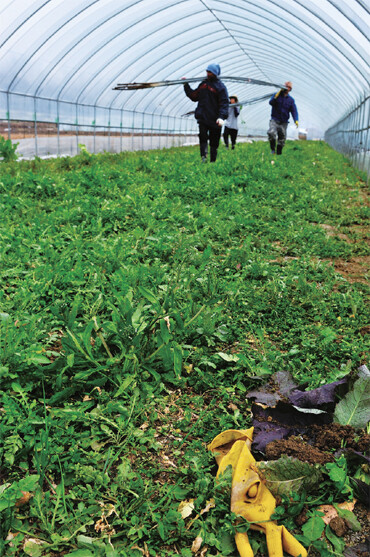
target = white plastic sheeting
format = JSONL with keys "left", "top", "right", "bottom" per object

{"left": 0, "top": 0, "right": 369, "bottom": 138}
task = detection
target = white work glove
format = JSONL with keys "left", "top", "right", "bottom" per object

{"left": 216, "top": 118, "right": 225, "bottom": 127}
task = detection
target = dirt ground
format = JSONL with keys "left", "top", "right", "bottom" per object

{"left": 265, "top": 423, "right": 370, "bottom": 463}
{"left": 262, "top": 424, "right": 370, "bottom": 555}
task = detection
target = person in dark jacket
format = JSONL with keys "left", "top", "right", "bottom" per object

{"left": 267, "top": 81, "right": 299, "bottom": 155}
{"left": 223, "top": 95, "right": 240, "bottom": 150}
{"left": 183, "top": 63, "right": 229, "bottom": 162}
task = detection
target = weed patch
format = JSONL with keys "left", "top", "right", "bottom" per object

{"left": 0, "top": 141, "right": 369, "bottom": 556}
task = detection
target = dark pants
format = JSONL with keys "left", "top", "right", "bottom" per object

{"left": 199, "top": 123, "right": 222, "bottom": 162}
{"left": 223, "top": 127, "right": 238, "bottom": 148}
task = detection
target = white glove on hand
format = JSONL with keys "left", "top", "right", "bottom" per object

{"left": 216, "top": 118, "right": 225, "bottom": 127}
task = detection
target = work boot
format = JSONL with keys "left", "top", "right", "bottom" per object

{"left": 201, "top": 156, "right": 207, "bottom": 163}
{"left": 269, "top": 139, "right": 276, "bottom": 154}
{"left": 277, "top": 145, "right": 283, "bottom": 155}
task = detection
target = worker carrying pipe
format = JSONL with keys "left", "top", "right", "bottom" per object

{"left": 267, "top": 81, "right": 299, "bottom": 156}
{"left": 182, "top": 63, "right": 229, "bottom": 163}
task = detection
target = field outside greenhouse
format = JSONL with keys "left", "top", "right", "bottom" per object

{"left": 0, "top": 139, "right": 369, "bottom": 557}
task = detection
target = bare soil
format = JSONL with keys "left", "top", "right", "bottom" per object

{"left": 265, "top": 422, "right": 370, "bottom": 464}
{"left": 331, "top": 255, "right": 370, "bottom": 284}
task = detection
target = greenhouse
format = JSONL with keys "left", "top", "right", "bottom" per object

{"left": 0, "top": 0, "right": 369, "bottom": 172}
{"left": 0, "top": 2, "right": 370, "bottom": 557}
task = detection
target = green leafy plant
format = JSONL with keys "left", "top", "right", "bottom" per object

{"left": 0, "top": 135, "right": 19, "bottom": 162}
{"left": 0, "top": 140, "right": 368, "bottom": 555}
{"left": 334, "top": 376, "right": 370, "bottom": 428}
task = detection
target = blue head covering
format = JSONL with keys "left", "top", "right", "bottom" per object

{"left": 206, "top": 63, "right": 221, "bottom": 77}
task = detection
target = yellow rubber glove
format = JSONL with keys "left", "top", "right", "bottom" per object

{"left": 274, "top": 89, "right": 283, "bottom": 99}
{"left": 208, "top": 428, "right": 308, "bottom": 557}
{"left": 295, "top": 121, "right": 299, "bottom": 128}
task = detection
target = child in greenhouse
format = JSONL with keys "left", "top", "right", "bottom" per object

{"left": 223, "top": 95, "right": 240, "bottom": 150}
{"left": 183, "top": 63, "right": 229, "bottom": 163}
{"left": 267, "top": 81, "right": 299, "bottom": 155}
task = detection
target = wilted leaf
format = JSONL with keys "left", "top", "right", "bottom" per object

{"left": 191, "top": 535, "right": 203, "bottom": 553}
{"left": 200, "top": 498, "right": 215, "bottom": 514}
{"left": 350, "top": 478, "right": 370, "bottom": 509}
{"left": 246, "top": 371, "right": 298, "bottom": 406}
{"left": 130, "top": 546, "right": 149, "bottom": 557}
{"left": 15, "top": 490, "right": 32, "bottom": 507}
{"left": 178, "top": 499, "right": 194, "bottom": 519}
{"left": 334, "top": 377, "right": 370, "bottom": 428}
{"left": 0, "top": 312, "right": 11, "bottom": 322}
{"left": 318, "top": 501, "right": 355, "bottom": 524}
{"left": 23, "top": 539, "right": 48, "bottom": 557}
{"left": 289, "top": 378, "right": 348, "bottom": 409}
{"left": 217, "top": 352, "right": 239, "bottom": 362}
{"left": 357, "top": 365, "right": 370, "bottom": 378}
{"left": 258, "top": 456, "right": 322, "bottom": 496}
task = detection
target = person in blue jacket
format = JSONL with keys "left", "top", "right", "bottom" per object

{"left": 267, "top": 81, "right": 299, "bottom": 155}
{"left": 183, "top": 63, "right": 229, "bottom": 163}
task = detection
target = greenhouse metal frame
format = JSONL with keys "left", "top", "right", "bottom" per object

{"left": 0, "top": 0, "right": 369, "bottom": 174}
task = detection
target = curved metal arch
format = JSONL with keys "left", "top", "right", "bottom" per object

{"left": 76, "top": 8, "right": 211, "bottom": 104}
{"left": 215, "top": 18, "right": 360, "bottom": 93}
{"left": 33, "top": 0, "right": 142, "bottom": 97}
{"left": 207, "top": 0, "right": 369, "bottom": 87}
{"left": 0, "top": 0, "right": 52, "bottom": 50}
{"left": 8, "top": 0, "right": 367, "bottom": 110}
{"left": 23, "top": 0, "right": 338, "bottom": 106}
{"left": 100, "top": 25, "right": 236, "bottom": 109}
{"left": 61, "top": 2, "right": 201, "bottom": 103}
{"left": 1, "top": 0, "right": 368, "bottom": 138}
{"left": 326, "top": 0, "right": 370, "bottom": 39}
{"left": 198, "top": 0, "right": 272, "bottom": 82}
{"left": 288, "top": 0, "right": 369, "bottom": 64}
{"left": 227, "top": 26, "right": 357, "bottom": 91}
{"left": 74, "top": 7, "right": 268, "bottom": 107}
{"left": 111, "top": 10, "right": 357, "bottom": 117}
{"left": 213, "top": 0, "right": 369, "bottom": 84}
{"left": 135, "top": 43, "right": 347, "bottom": 120}
{"left": 354, "top": 0, "right": 369, "bottom": 13}
{"left": 263, "top": 0, "right": 370, "bottom": 81}
{"left": 229, "top": 36, "right": 358, "bottom": 91}
{"left": 35, "top": 0, "right": 187, "bottom": 99}
{"left": 131, "top": 0, "right": 368, "bottom": 116}
{"left": 6, "top": 0, "right": 103, "bottom": 93}
{"left": 104, "top": 0, "right": 358, "bottom": 115}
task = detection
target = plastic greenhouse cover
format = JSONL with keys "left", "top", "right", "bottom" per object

{"left": 0, "top": 0, "right": 369, "bottom": 135}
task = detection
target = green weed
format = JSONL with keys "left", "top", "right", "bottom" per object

{"left": 0, "top": 140, "right": 368, "bottom": 555}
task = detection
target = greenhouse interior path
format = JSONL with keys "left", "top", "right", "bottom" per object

{"left": 15, "top": 134, "right": 257, "bottom": 159}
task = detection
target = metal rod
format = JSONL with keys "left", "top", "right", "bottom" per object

{"left": 93, "top": 106, "right": 96, "bottom": 154}
{"left": 34, "top": 97, "right": 38, "bottom": 157}
{"left": 56, "top": 100, "right": 60, "bottom": 156}
{"left": 181, "top": 92, "right": 272, "bottom": 116}
{"left": 113, "top": 76, "right": 284, "bottom": 90}
{"left": 6, "top": 92, "right": 11, "bottom": 140}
